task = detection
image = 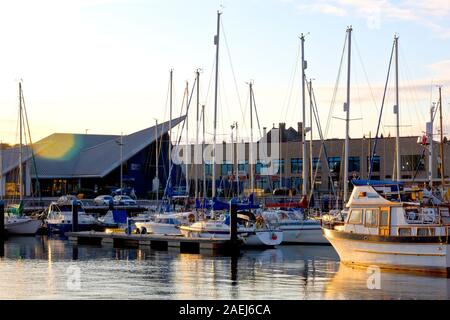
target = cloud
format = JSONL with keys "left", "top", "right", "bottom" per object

{"left": 290, "top": 0, "right": 450, "bottom": 38}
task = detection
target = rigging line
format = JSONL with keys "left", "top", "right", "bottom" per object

{"left": 21, "top": 90, "right": 41, "bottom": 199}
{"left": 309, "top": 83, "right": 337, "bottom": 200}
{"left": 163, "top": 77, "right": 197, "bottom": 199}
{"left": 325, "top": 32, "right": 348, "bottom": 139}
{"left": 251, "top": 86, "right": 263, "bottom": 139}
{"left": 369, "top": 40, "right": 395, "bottom": 180}
{"left": 353, "top": 35, "right": 384, "bottom": 134}
{"left": 220, "top": 19, "right": 246, "bottom": 125}
{"left": 280, "top": 41, "right": 301, "bottom": 124}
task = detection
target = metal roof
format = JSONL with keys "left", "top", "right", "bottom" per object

{"left": 0, "top": 116, "right": 185, "bottom": 179}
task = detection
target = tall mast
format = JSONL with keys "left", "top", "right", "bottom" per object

{"left": 212, "top": 11, "right": 221, "bottom": 198}
{"left": 0, "top": 141, "right": 3, "bottom": 200}
{"left": 120, "top": 132, "right": 123, "bottom": 195}
{"left": 343, "top": 26, "right": 352, "bottom": 204}
{"left": 394, "top": 35, "right": 400, "bottom": 182}
{"left": 235, "top": 122, "right": 239, "bottom": 196}
{"left": 185, "top": 81, "right": 189, "bottom": 196}
{"left": 202, "top": 105, "right": 206, "bottom": 197}
{"left": 249, "top": 81, "right": 254, "bottom": 193}
{"left": 309, "top": 79, "right": 314, "bottom": 189}
{"left": 439, "top": 86, "right": 445, "bottom": 192}
{"left": 169, "top": 69, "right": 173, "bottom": 166}
{"left": 19, "top": 82, "right": 23, "bottom": 201}
{"left": 429, "top": 103, "right": 435, "bottom": 187}
{"left": 155, "top": 119, "right": 159, "bottom": 202}
{"left": 195, "top": 69, "right": 200, "bottom": 199}
{"left": 300, "top": 33, "right": 308, "bottom": 197}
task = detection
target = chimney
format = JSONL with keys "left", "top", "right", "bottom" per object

{"left": 297, "top": 122, "right": 303, "bottom": 142}
{"left": 279, "top": 122, "right": 286, "bottom": 142}
{"left": 263, "top": 127, "right": 267, "bottom": 137}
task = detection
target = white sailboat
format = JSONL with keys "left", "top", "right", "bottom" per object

{"left": 5, "top": 82, "right": 42, "bottom": 235}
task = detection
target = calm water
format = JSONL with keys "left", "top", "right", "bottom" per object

{"left": 0, "top": 236, "right": 448, "bottom": 299}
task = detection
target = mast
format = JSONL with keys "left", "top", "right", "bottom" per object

{"left": 300, "top": 33, "right": 308, "bottom": 197}
{"left": 249, "top": 81, "right": 254, "bottom": 193}
{"left": 0, "top": 140, "right": 3, "bottom": 200}
{"left": 169, "top": 69, "right": 173, "bottom": 166}
{"left": 235, "top": 122, "right": 239, "bottom": 196}
{"left": 195, "top": 69, "right": 200, "bottom": 199}
{"left": 155, "top": 119, "right": 159, "bottom": 202}
{"left": 429, "top": 103, "right": 435, "bottom": 187}
{"left": 19, "top": 82, "right": 23, "bottom": 201}
{"left": 212, "top": 11, "right": 221, "bottom": 198}
{"left": 394, "top": 35, "right": 400, "bottom": 182}
{"left": 343, "top": 26, "right": 352, "bottom": 204}
{"left": 185, "top": 81, "right": 189, "bottom": 196}
{"left": 120, "top": 132, "right": 123, "bottom": 195}
{"left": 309, "top": 79, "right": 314, "bottom": 189}
{"left": 202, "top": 105, "right": 206, "bottom": 197}
{"left": 439, "top": 86, "right": 445, "bottom": 192}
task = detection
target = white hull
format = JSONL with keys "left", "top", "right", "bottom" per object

{"left": 244, "top": 230, "right": 283, "bottom": 247}
{"left": 135, "top": 222, "right": 181, "bottom": 235}
{"left": 5, "top": 218, "right": 42, "bottom": 235}
{"left": 323, "top": 228, "right": 450, "bottom": 273}
{"left": 280, "top": 223, "right": 329, "bottom": 244}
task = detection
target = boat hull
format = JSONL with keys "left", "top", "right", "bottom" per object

{"left": 5, "top": 218, "right": 42, "bottom": 235}
{"left": 280, "top": 222, "right": 329, "bottom": 244}
{"left": 46, "top": 223, "right": 101, "bottom": 234}
{"left": 244, "top": 230, "right": 283, "bottom": 247}
{"left": 323, "top": 228, "right": 450, "bottom": 273}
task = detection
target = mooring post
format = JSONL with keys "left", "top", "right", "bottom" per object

{"left": 0, "top": 200, "right": 5, "bottom": 257}
{"left": 229, "top": 202, "right": 238, "bottom": 243}
{"left": 126, "top": 217, "right": 132, "bottom": 235}
{"left": 72, "top": 200, "right": 78, "bottom": 232}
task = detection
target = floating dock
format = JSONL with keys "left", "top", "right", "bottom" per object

{"left": 66, "top": 231, "right": 242, "bottom": 253}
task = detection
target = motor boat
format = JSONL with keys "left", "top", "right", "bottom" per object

{"left": 45, "top": 198, "right": 99, "bottom": 234}
{"left": 261, "top": 209, "right": 328, "bottom": 244}
{"left": 134, "top": 212, "right": 195, "bottom": 235}
{"left": 322, "top": 180, "right": 450, "bottom": 274}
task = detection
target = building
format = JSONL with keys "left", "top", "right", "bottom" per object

{"left": 0, "top": 116, "right": 185, "bottom": 198}
{"left": 184, "top": 122, "right": 450, "bottom": 197}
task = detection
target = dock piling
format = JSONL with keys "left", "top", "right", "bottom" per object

{"left": 229, "top": 202, "right": 238, "bottom": 243}
{"left": 72, "top": 200, "right": 78, "bottom": 232}
{"left": 0, "top": 201, "right": 5, "bottom": 257}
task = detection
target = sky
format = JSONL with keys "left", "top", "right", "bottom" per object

{"left": 0, "top": 0, "right": 449, "bottom": 146}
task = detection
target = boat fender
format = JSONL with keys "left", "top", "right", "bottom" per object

{"left": 271, "top": 233, "right": 277, "bottom": 240}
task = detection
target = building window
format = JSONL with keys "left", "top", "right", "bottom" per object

{"left": 256, "top": 177, "right": 268, "bottom": 190}
{"left": 238, "top": 160, "right": 248, "bottom": 173}
{"left": 255, "top": 161, "right": 271, "bottom": 174}
{"left": 291, "top": 158, "right": 302, "bottom": 174}
{"left": 328, "top": 157, "right": 341, "bottom": 174}
{"left": 205, "top": 162, "right": 213, "bottom": 176}
{"left": 312, "top": 157, "right": 321, "bottom": 171}
{"left": 349, "top": 156, "right": 360, "bottom": 172}
{"left": 367, "top": 156, "right": 380, "bottom": 172}
{"left": 401, "top": 155, "right": 425, "bottom": 172}
{"left": 290, "top": 177, "right": 302, "bottom": 192}
{"left": 274, "top": 159, "right": 285, "bottom": 174}
{"left": 221, "top": 161, "right": 233, "bottom": 176}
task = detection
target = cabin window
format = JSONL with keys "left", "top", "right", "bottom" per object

{"left": 417, "top": 228, "right": 435, "bottom": 236}
{"left": 398, "top": 228, "right": 412, "bottom": 236}
{"left": 348, "top": 209, "right": 363, "bottom": 224}
{"left": 365, "top": 209, "right": 379, "bottom": 227}
{"left": 380, "top": 210, "right": 389, "bottom": 226}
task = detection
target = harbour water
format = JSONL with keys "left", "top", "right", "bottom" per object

{"left": 0, "top": 236, "right": 448, "bottom": 300}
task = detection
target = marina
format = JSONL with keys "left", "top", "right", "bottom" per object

{"left": 0, "top": 0, "right": 449, "bottom": 304}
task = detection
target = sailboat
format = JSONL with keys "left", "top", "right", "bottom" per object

{"left": 4, "top": 82, "right": 42, "bottom": 235}
{"left": 260, "top": 34, "right": 327, "bottom": 244}
{"left": 322, "top": 34, "right": 450, "bottom": 273}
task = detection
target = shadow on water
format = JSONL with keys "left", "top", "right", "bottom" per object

{"left": 0, "top": 237, "right": 449, "bottom": 299}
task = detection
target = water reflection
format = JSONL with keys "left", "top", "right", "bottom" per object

{"left": 0, "top": 236, "right": 448, "bottom": 299}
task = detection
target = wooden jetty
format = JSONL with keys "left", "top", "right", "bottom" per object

{"left": 66, "top": 231, "right": 242, "bottom": 253}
